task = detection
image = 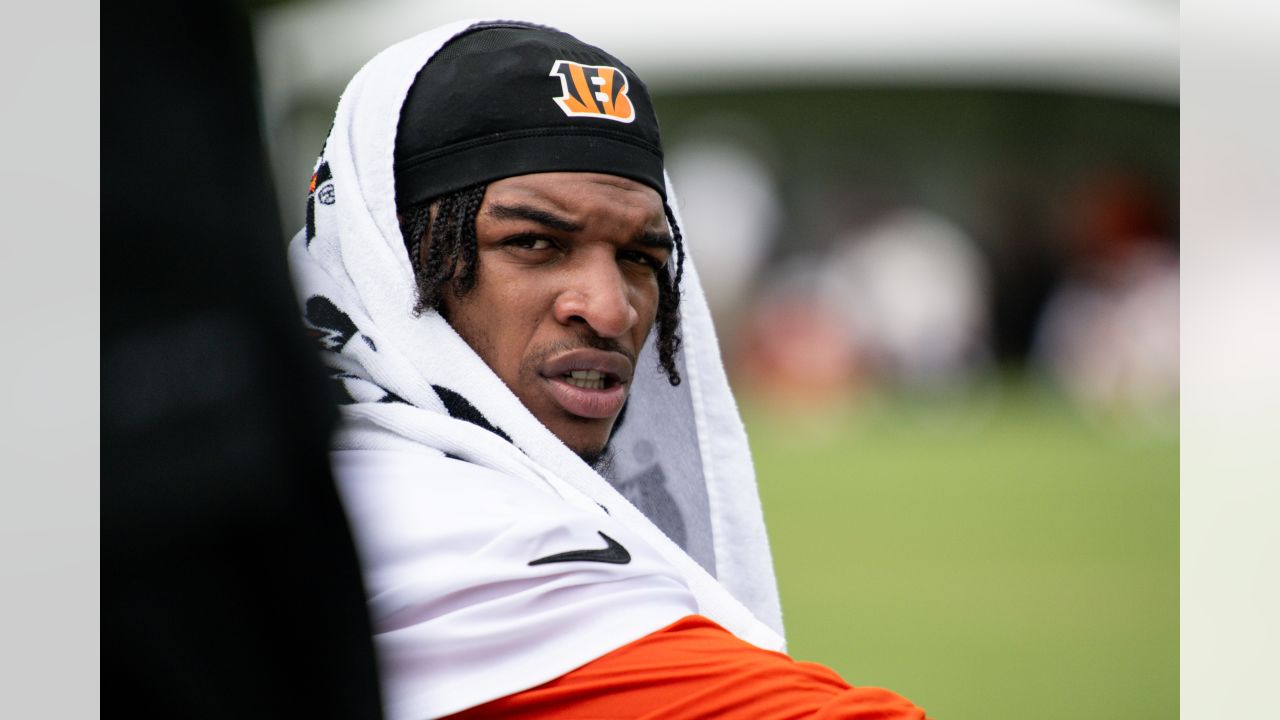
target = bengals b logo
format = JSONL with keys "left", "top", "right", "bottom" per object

{"left": 549, "top": 60, "right": 636, "bottom": 123}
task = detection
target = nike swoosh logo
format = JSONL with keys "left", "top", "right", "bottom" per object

{"left": 528, "top": 531, "right": 631, "bottom": 566}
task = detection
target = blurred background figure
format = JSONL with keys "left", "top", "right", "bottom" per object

{"left": 735, "top": 257, "right": 863, "bottom": 418}
{"left": 820, "top": 206, "right": 992, "bottom": 395}
{"left": 1034, "top": 169, "right": 1179, "bottom": 427}
{"left": 665, "top": 124, "right": 781, "bottom": 344}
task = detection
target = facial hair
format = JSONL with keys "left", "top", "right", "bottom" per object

{"left": 586, "top": 446, "right": 616, "bottom": 478}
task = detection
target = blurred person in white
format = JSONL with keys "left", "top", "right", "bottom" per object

{"left": 820, "top": 206, "right": 993, "bottom": 392}
{"left": 666, "top": 130, "right": 780, "bottom": 340}
{"left": 1033, "top": 169, "right": 1178, "bottom": 425}
{"left": 288, "top": 19, "right": 928, "bottom": 720}
{"left": 668, "top": 136, "right": 870, "bottom": 418}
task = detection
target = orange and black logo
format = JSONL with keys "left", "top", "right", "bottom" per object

{"left": 549, "top": 60, "right": 635, "bottom": 123}
{"left": 304, "top": 158, "right": 332, "bottom": 243}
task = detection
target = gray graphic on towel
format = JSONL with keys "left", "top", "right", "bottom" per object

{"left": 613, "top": 441, "right": 687, "bottom": 550}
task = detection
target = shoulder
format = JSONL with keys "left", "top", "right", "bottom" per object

{"left": 331, "top": 449, "right": 570, "bottom": 527}
{"left": 328, "top": 451, "right": 700, "bottom": 718}
{"left": 332, "top": 448, "right": 513, "bottom": 484}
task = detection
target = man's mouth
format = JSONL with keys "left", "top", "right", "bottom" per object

{"left": 541, "top": 349, "right": 633, "bottom": 420}
{"left": 560, "top": 369, "right": 614, "bottom": 391}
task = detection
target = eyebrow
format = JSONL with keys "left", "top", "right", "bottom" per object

{"left": 635, "top": 229, "right": 674, "bottom": 252}
{"left": 486, "top": 204, "right": 582, "bottom": 233}
{"left": 487, "top": 203, "right": 674, "bottom": 252}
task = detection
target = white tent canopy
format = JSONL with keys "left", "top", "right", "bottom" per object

{"left": 255, "top": 0, "right": 1178, "bottom": 112}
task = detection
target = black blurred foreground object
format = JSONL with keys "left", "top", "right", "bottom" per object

{"left": 103, "top": 2, "right": 383, "bottom": 717}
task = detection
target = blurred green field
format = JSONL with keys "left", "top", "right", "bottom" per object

{"left": 744, "top": 381, "right": 1178, "bottom": 720}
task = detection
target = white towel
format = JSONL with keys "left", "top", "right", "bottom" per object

{"left": 287, "top": 18, "right": 785, "bottom": 654}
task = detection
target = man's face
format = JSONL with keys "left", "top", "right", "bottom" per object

{"left": 436, "top": 172, "right": 671, "bottom": 462}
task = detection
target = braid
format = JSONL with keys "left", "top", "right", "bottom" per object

{"left": 399, "top": 183, "right": 487, "bottom": 315}
{"left": 401, "top": 201, "right": 432, "bottom": 279}
{"left": 655, "top": 204, "right": 685, "bottom": 386}
{"left": 417, "top": 200, "right": 456, "bottom": 311}
{"left": 451, "top": 184, "right": 485, "bottom": 296}
{"left": 398, "top": 184, "right": 686, "bottom": 387}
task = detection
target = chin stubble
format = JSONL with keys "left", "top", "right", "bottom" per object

{"left": 585, "top": 445, "right": 616, "bottom": 478}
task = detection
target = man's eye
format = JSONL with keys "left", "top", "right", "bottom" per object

{"left": 622, "top": 251, "right": 664, "bottom": 272}
{"left": 507, "top": 236, "right": 554, "bottom": 251}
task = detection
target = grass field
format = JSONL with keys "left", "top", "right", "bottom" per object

{"left": 743, "top": 380, "right": 1178, "bottom": 720}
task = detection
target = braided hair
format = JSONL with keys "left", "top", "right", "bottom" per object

{"left": 399, "top": 183, "right": 686, "bottom": 386}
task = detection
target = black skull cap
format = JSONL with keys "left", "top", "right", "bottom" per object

{"left": 394, "top": 22, "right": 666, "bottom": 207}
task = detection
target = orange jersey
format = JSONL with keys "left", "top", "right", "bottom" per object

{"left": 447, "top": 615, "right": 927, "bottom": 719}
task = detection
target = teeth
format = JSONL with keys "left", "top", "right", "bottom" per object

{"left": 563, "top": 370, "right": 606, "bottom": 390}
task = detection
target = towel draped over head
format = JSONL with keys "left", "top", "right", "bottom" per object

{"left": 287, "top": 15, "right": 785, "bottom": 685}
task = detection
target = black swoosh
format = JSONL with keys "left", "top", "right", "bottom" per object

{"left": 528, "top": 531, "right": 631, "bottom": 566}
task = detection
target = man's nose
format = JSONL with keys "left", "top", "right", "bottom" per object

{"left": 553, "top": 256, "right": 638, "bottom": 338}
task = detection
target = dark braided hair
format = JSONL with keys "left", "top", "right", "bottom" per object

{"left": 654, "top": 204, "right": 685, "bottom": 385}
{"left": 398, "top": 182, "right": 685, "bottom": 386}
